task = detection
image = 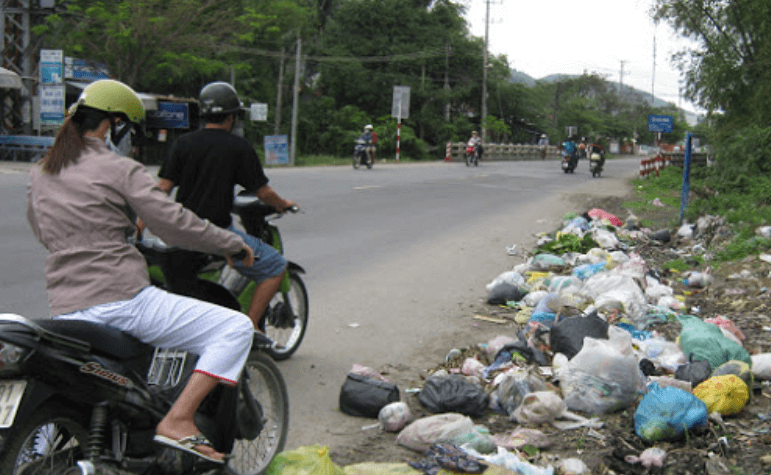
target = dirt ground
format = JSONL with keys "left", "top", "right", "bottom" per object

{"left": 325, "top": 192, "right": 771, "bottom": 475}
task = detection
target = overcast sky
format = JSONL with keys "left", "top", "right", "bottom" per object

{"left": 462, "top": 0, "right": 703, "bottom": 115}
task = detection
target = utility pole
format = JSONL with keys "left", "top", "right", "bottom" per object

{"left": 481, "top": 0, "right": 490, "bottom": 141}
{"left": 289, "top": 35, "right": 301, "bottom": 165}
{"left": 274, "top": 46, "right": 285, "bottom": 135}
{"left": 444, "top": 41, "right": 450, "bottom": 121}
{"left": 651, "top": 25, "right": 657, "bottom": 106}
{"left": 619, "top": 60, "right": 627, "bottom": 95}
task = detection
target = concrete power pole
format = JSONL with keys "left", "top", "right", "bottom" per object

{"left": 481, "top": 0, "right": 490, "bottom": 141}
{"left": 289, "top": 35, "right": 301, "bottom": 165}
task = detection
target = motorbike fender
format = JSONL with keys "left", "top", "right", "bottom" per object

{"left": 287, "top": 261, "right": 305, "bottom": 275}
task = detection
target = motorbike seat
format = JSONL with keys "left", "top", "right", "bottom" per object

{"left": 37, "top": 319, "right": 150, "bottom": 359}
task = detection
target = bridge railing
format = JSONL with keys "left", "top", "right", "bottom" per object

{"left": 448, "top": 142, "right": 561, "bottom": 161}
{"left": 0, "top": 135, "right": 55, "bottom": 162}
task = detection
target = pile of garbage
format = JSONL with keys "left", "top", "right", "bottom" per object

{"left": 270, "top": 209, "right": 771, "bottom": 475}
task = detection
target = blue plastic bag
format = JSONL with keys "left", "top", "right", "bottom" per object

{"left": 634, "top": 382, "right": 708, "bottom": 442}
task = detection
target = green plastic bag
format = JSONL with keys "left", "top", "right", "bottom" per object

{"left": 266, "top": 445, "right": 345, "bottom": 475}
{"left": 676, "top": 315, "right": 751, "bottom": 370}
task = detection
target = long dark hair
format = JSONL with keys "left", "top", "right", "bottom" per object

{"left": 42, "top": 106, "right": 109, "bottom": 174}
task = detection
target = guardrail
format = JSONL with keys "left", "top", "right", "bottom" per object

{"left": 448, "top": 142, "right": 561, "bottom": 161}
{"left": 0, "top": 135, "right": 55, "bottom": 162}
{"left": 639, "top": 152, "right": 709, "bottom": 178}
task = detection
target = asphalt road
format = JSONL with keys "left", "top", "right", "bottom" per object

{"left": 0, "top": 156, "right": 642, "bottom": 452}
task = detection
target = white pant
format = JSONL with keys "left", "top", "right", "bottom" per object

{"left": 55, "top": 286, "right": 253, "bottom": 385}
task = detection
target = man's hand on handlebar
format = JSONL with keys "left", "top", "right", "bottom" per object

{"left": 278, "top": 200, "right": 299, "bottom": 214}
{"left": 227, "top": 245, "right": 255, "bottom": 268}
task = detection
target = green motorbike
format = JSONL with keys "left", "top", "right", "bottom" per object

{"left": 144, "top": 193, "right": 308, "bottom": 361}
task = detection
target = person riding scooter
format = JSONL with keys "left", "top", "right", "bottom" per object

{"left": 360, "top": 124, "right": 376, "bottom": 163}
{"left": 562, "top": 135, "right": 578, "bottom": 172}
{"left": 588, "top": 141, "right": 606, "bottom": 177}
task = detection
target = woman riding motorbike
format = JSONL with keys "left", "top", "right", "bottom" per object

{"left": 26, "top": 79, "right": 255, "bottom": 464}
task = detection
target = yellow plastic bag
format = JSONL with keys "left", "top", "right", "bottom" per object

{"left": 693, "top": 375, "right": 749, "bottom": 416}
{"left": 267, "top": 445, "right": 345, "bottom": 475}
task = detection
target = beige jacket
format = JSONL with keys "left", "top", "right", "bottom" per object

{"left": 27, "top": 138, "right": 245, "bottom": 316}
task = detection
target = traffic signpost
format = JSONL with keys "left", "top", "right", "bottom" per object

{"left": 392, "top": 86, "right": 410, "bottom": 161}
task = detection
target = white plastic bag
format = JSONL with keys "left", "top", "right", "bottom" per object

{"left": 752, "top": 353, "right": 771, "bottom": 380}
{"left": 581, "top": 273, "right": 648, "bottom": 326}
{"left": 486, "top": 270, "right": 526, "bottom": 291}
{"left": 561, "top": 336, "right": 645, "bottom": 415}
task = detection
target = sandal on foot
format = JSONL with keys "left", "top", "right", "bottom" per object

{"left": 153, "top": 433, "right": 224, "bottom": 464}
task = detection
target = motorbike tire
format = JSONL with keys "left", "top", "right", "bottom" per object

{"left": 0, "top": 402, "right": 90, "bottom": 475}
{"left": 352, "top": 155, "right": 360, "bottom": 169}
{"left": 474, "top": 155, "right": 479, "bottom": 166}
{"left": 261, "top": 271, "right": 309, "bottom": 361}
{"left": 465, "top": 153, "right": 472, "bottom": 166}
{"left": 366, "top": 156, "right": 373, "bottom": 169}
{"left": 229, "top": 352, "right": 289, "bottom": 475}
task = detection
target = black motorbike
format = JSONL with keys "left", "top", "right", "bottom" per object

{"left": 0, "top": 257, "right": 290, "bottom": 474}
{"left": 561, "top": 151, "right": 578, "bottom": 173}
{"left": 353, "top": 139, "right": 373, "bottom": 169}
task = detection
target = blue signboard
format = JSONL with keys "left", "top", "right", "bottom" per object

{"left": 648, "top": 114, "right": 674, "bottom": 133}
{"left": 145, "top": 102, "right": 190, "bottom": 129}
{"left": 264, "top": 135, "right": 289, "bottom": 165}
{"left": 64, "top": 57, "right": 110, "bottom": 81}
{"left": 40, "top": 49, "right": 63, "bottom": 85}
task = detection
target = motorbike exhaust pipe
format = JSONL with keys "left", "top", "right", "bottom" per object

{"left": 62, "top": 461, "right": 136, "bottom": 475}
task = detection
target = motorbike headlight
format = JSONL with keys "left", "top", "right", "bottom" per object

{"left": 0, "top": 341, "right": 28, "bottom": 374}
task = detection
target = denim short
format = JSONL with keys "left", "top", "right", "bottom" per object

{"left": 228, "top": 224, "right": 286, "bottom": 283}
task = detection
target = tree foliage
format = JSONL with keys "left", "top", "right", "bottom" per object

{"left": 35, "top": 0, "right": 696, "bottom": 159}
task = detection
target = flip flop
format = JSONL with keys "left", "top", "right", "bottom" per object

{"left": 153, "top": 433, "right": 224, "bottom": 464}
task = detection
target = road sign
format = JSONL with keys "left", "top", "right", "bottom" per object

{"left": 391, "top": 86, "right": 410, "bottom": 119}
{"left": 40, "top": 49, "right": 63, "bottom": 85}
{"left": 250, "top": 103, "right": 268, "bottom": 121}
{"left": 648, "top": 114, "right": 674, "bottom": 133}
{"left": 264, "top": 135, "right": 289, "bottom": 165}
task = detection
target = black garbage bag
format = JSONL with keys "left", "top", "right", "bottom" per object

{"left": 494, "top": 339, "right": 550, "bottom": 367}
{"left": 418, "top": 375, "right": 489, "bottom": 418}
{"left": 549, "top": 312, "right": 609, "bottom": 360}
{"left": 675, "top": 356, "right": 712, "bottom": 387}
{"left": 487, "top": 281, "right": 529, "bottom": 305}
{"left": 339, "top": 372, "right": 400, "bottom": 418}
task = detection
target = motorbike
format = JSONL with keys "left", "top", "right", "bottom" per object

{"left": 353, "top": 139, "right": 373, "bottom": 169}
{"left": 561, "top": 151, "right": 578, "bottom": 173}
{"left": 0, "top": 310, "right": 289, "bottom": 475}
{"left": 589, "top": 149, "right": 605, "bottom": 178}
{"left": 145, "top": 193, "right": 309, "bottom": 362}
{"left": 465, "top": 141, "right": 479, "bottom": 167}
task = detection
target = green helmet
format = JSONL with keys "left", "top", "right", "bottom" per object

{"left": 73, "top": 79, "right": 145, "bottom": 125}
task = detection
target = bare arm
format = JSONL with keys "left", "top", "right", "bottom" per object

{"left": 255, "top": 185, "right": 296, "bottom": 213}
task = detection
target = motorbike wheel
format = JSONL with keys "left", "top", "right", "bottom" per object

{"left": 0, "top": 403, "right": 90, "bottom": 475}
{"left": 352, "top": 155, "right": 360, "bottom": 169}
{"left": 465, "top": 153, "right": 471, "bottom": 166}
{"left": 474, "top": 155, "right": 479, "bottom": 166}
{"left": 229, "top": 352, "right": 289, "bottom": 475}
{"left": 261, "top": 271, "right": 309, "bottom": 361}
{"left": 366, "top": 156, "right": 373, "bottom": 169}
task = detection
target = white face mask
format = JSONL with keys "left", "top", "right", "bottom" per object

{"left": 107, "top": 122, "right": 133, "bottom": 157}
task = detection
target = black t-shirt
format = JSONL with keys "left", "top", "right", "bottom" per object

{"left": 158, "top": 128, "right": 269, "bottom": 228}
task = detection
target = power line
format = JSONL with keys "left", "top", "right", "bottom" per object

{"left": 218, "top": 44, "right": 448, "bottom": 63}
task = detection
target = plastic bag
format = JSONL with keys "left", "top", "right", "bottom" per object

{"left": 561, "top": 336, "right": 644, "bottom": 415}
{"left": 547, "top": 275, "right": 583, "bottom": 294}
{"left": 492, "top": 428, "right": 552, "bottom": 449}
{"left": 486, "top": 270, "right": 526, "bottom": 291}
{"left": 572, "top": 262, "right": 606, "bottom": 280}
{"left": 492, "top": 370, "right": 548, "bottom": 419}
{"left": 634, "top": 383, "right": 708, "bottom": 442}
{"left": 674, "top": 357, "right": 712, "bottom": 387}
{"left": 418, "top": 375, "right": 489, "bottom": 417}
{"left": 591, "top": 228, "right": 619, "bottom": 249}
{"left": 580, "top": 273, "right": 648, "bottom": 327}
{"left": 339, "top": 372, "right": 400, "bottom": 418}
{"left": 379, "top": 401, "right": 413, "bottom": 432}
{"left": 513, "top": 391, "right": 565, "bottom": 425}
{"left": 267, "top": 445, "right": 345, "bottom": 475}
{"left": 751, "top": 353, "right": 771, "bottom": 380}
{"left": 461, "top": 446, "right": 556, "bottom": 475}
{"left": 549, "top": 314, "right": 609, "bottom": 360}
{"left": 523, "top": 290, "right": 548, "bottom": 307}
{"left": 529, "top": 253, "right": 567, "bottom": 272}
{"left": 396, "top": 413, "right": 494, "bottom": 453}
{"left": 676, "top": 314, "right": 752, "bottom": 370}
{"left": 693, "top": 375, "right": 749, "bottom": 415}
{"left": 487, "top": 281, "right": 529, "bottom": 305}
{"left": 712, "top": 359, "right": 753, "bottom": 389}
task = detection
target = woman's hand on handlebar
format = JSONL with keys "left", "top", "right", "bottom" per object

{"left": 279, "top": 200, "right": 299, "bottom": 214}
{"left": 227, "top": 245, "right": 255, "bottom": 268}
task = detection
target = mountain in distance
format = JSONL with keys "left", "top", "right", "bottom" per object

{"left": 509, "top": 68, "right": 688, "bottom": 115}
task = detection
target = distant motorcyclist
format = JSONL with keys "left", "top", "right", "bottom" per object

{"left": 563, "top": 136, "right": 578, "bottom": 169}
{"left": 359, "top": 124, "right": 376, "bottom": 163}
{"left": 578, "top": 137, "right": 587, "bottom": 160}
{"left": 468, "top": 130, "right": 484, "bottom": 160}
{"left": 538, "top": 133, "right": 549, "bottom": 160}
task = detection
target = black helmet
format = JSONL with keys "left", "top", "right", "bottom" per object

{"left": 199, "top": 82, "right": 243, "bottom": 117}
